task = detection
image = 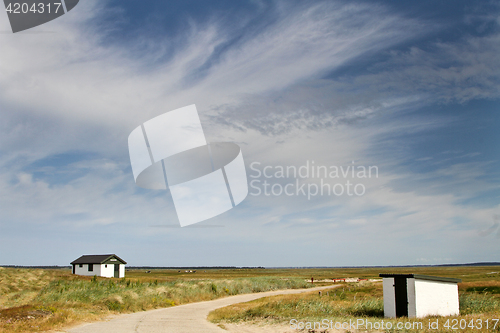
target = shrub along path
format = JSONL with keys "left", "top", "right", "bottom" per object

{"left": 63, "top": 285, "right": 335, "bottom": 333}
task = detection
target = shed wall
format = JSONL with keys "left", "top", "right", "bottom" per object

{"left": 407, "top": 278, "right": 416, "bottom": 317}
{"left": 414, "top": 279, "right": 459, "bottom": 317}
{"left": 382, "top": 277, "right": 396, "bottom": 318}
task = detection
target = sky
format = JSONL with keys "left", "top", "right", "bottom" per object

{"left": 0, "top": 0, "right": 499, "bottom": 267}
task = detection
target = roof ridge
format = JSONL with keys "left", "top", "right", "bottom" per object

{"left": 70, "top": 254, "right": 127, "bottom": 265}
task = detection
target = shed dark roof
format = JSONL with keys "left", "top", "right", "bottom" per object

{"left": 71, "top": 254, "right": 127, "bottom": 265}
{"left": 379, "top": 273, "right": 461, "bottom": 283}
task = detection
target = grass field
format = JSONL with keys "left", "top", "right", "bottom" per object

{"left": 0, "top": 266, "right": 313, "bottom": 333}
{"left": 1, "top": 265, "right": 499, "bottom": 332}
{"left": 208, "top": 266, "right": 500, "bottom": 332}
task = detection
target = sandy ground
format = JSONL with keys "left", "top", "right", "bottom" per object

{"left": 221, "top": 321, "right": 345, "bottom": 333}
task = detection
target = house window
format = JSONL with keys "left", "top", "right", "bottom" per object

{"left": 79, "top": 264, "right": 83, "bottom": 268}
{"left": 105, "top": 265, "right": 107, "bottom": 268}
{"left": 88, "top": 264, "right": 93, "bottom": 272}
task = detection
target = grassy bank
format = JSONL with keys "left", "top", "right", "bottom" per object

{"left": 0, "top": 267, "right": 310, "bottom": 333}
{"left": 209, "top": 267, "right": 500, "bottom": 332}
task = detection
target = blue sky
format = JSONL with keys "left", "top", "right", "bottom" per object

{"left": 0, "top": 0, "right": 499, "bottom": 267}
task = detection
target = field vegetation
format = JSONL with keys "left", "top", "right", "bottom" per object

{"left": 0, "top": 267, "right": 310, "bottom": 333}
{"left": 208, "top": 266, "right": 500, "bottom": 333}
{"left": 1, "top": 265, "right": 499, "bottom": 332}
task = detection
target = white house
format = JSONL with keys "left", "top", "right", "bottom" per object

{"left": 380, "top": 273, "right": 461, "bottom": 318}
{"left": 71, "top": 254, "right": 127, "bottom": 278}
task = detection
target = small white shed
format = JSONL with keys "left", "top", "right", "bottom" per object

{"left": 71, "top": 254, "right": 127, "bottom": 278}
{"left": 380, "top": 273, "right": 461, "bottom": 318}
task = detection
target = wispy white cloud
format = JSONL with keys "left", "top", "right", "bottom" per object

{"left": 0, "top": 0, "right": 498, "bottom": 265}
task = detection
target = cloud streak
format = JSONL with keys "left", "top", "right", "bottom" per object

{"left": 0, "top": 0, "right": 498, "bottom": 266}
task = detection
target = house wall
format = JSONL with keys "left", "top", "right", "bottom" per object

{"left": 100, "top": 264, "right": 115, "bottom": 278}
{"left": 414, "top": 279, "right": 459, "bottom": 317}
{"left": 103, "top": 259, "right": 125, "bottom": 277}
{"left": 382, "top": 277, "right": 396, "bottom": 318}
{"left": 119, "top": 264, "right": 125, "bottom": 278}
{"left": 73, "top": 264, "right": 125, "bottom": 278}
{"left": 74, "top": 263, "right": 102, "bottom": 277}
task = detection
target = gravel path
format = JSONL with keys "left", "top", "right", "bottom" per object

{"left": 63, "top": 285, "right": 335, "bottom": 333}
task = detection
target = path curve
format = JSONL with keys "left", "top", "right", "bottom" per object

{"left": 65, "top": 285, "right": 335, "bottom": 333}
